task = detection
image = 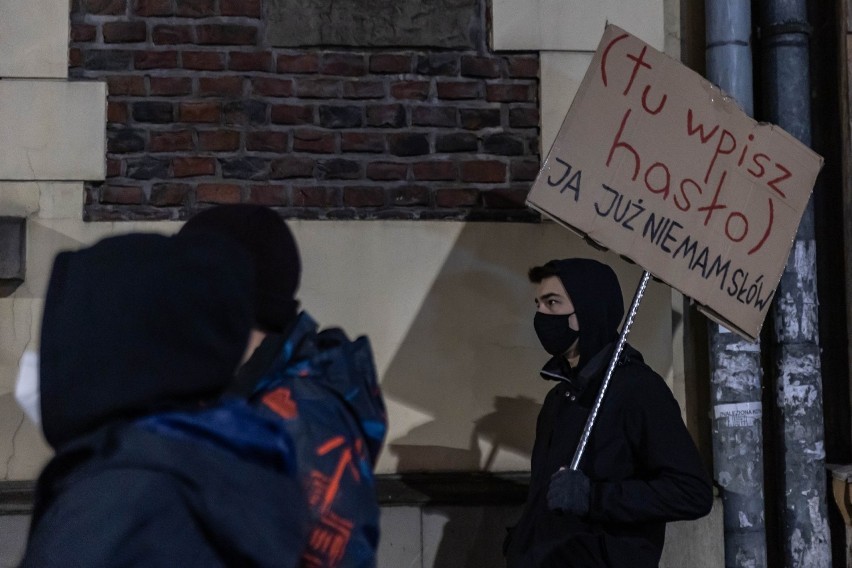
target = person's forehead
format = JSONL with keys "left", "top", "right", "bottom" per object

{"left": 536, "top": 275, "right": 570, "bottom": 298}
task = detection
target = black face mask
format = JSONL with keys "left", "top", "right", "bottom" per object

{"left": 534, "top": 312, "right": 579, "bottom": 356}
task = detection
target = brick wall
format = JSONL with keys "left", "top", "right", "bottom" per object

{"left": 72, "top": 0, "right": 540, "bottom": 221}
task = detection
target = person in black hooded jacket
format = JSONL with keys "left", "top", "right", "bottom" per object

{"left": 22, "top": 232, "right": 309, "bottom": 567}
{"left": 503, "top": 258, "right": 713, "bottom": 568}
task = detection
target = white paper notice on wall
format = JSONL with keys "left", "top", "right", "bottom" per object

{"left": 713, "top": 402, "right": 762, "bottom": 428}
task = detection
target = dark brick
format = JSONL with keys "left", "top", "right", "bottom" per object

{"left": 85, "top": 50, "right": 132, "bottom": 71}
{"left": 369, "top": 53, "right": 412, "bottom": 74}
{"left": 292, "top": 186, "right": 340, "bottom": 207}
{"left": 390, "top": 80, "right": 430, "bottom": 100}
{"left": 296, "top": 78, "right": 340, "bottom": 99}
{"left": 252, "top": 77, "right": 293, "bottom": 97}
{"left": 198, "top": 184, "right": 242, "bottom": 204}
{"left": 390, "top": 185, "right": 430, "bottom": 206}
{"left": 374, "top": 209, "right": 416, "bottom": 220}
{"left": 344, "top": 186, "right": 385, "bottom": 207}
{"left": 319, "top": 106, "right": 363, "bottom": 128}
{"left": 152, "top": 25, "right": 193, "bottom": 45}
{"left": 271, "top": 104, "right": 314, "bottom": 124}
{"left": 223, "top": 100, "right": 267, "bottom": 125}
{"left": 107, "top": 128, "right": 145, "bottom": 153}
{"left": 460, "top": 56, "right": 502, "bottom": 78}
{"left": 220, "top": 157, "right": 268, "bottom": 180}
{"left": 320, "top": 53, "right": 366, "bottom": 76}
{"left": 293, "top": 129, "right": 335, "bottom": 153}
{"left": 221, "top": 0, "right": 261, "bottom": 17}
{"left": 149, "top": 76, "right": 192, "bottom": 96}
{"left": 436, "top": 80, "right": 481, "bottom": 100}
{"left": 436, "top": 187, "right": 479, "bottom": 207}
{"left": 106, "top": 158, "right": 122, "bottom": 177}
{"left": 85, "top": 0, "right": 126, "bottom": 14}
{"left": 179, "top": 101, "right": 221, "bottom": 122}
{"left": 248, "top": 185, "right": 288, "bottom": 206}
{"left": 181, "top": 51, "right": 224, "bottom": 70}
{"left": 134, "top": 0, "right": 173, "bottom": 16}
{"left": 229, "top": 51, "right": 272, "bottom": 72}
{"left": 411, "top": 106, "right": 456, "bottom": 127}
{"left": 366, "top": 104, "right": 406, "bottom": 128}
{"left": 277, "top": 53, "right": 319, "bottom": 74}
{"left": 316, "top": 159, "right": 361, "bottom": 180}
{"left": 460, "top": 108, "right": 500, "bottom": 129}
{"left": 71, "top": 23, "right": 96, "bottom": 42}
{"left": 103, "top": 21, "right": 147, "bottom": 43}
{"left": 510, "top": 158, "right": 540, "bottom": 181}
{"left": 150, "top": 130, "right": 194, "bottom": 152}
{"left": 102, "top": 185, "right": 144, "bottom": 204}
{"left": 197, "top": 25, "right": 257, "bottom": 45}
{"left": 199, "top": 130, "right": 241, "bottom": 151}
{"left": 134, "top": 50, "right": 179, "bottom": 69}
{"left": 483, "top": 133, "right": 525, "bottom": 155}
{"left": 107, "top": 75, "right": 145, "bottom": 95}
{"left": 69, "top": 48, "right": 83, "bottom": 68}
{"left": 341, "top": 132, "right": 384, "bottom": 153}
{"left": 173, "top": 156, "right": 216, "bottom": 177}
{"left": 198, "top": 76, "right": 244, "bottom": 96}
{"left": 133, "top": 101, "right": 174, "bottom": 123}
{"left": 508, "top": 107, "right": 539, "bottom": 128}
{"left": 505, "top": 55, "right": 539, "bottom": 78}
{"left": 436, "top": 132, "right": 477, "bottom": 153}
{"left": 412, "top": 160, "right": 456, "bottom": 181}
{"left": 176, "top": 0, "right": 216, "bottom": 17}
{"left": 342, "top": 81, "right": 385, "bottom": 99}
{"left": 482, "top": 188, "right": 528, "bottom": 208}
{"left": 486, "top": 83, "right": 534, "bottom": 103}
{"left": 389, "top": 133, "right": 429, "bottom": 156}
{"left": 366, "top": 162, "right": 407, "bottom": 181}
{"left": 461, "top": 160, "right": 506, "bottom": 182}
{"left": 126, "top": 157, "right": 170, "bottom": 179}
{"left": 150, "top": 183, "right": 191, "bottom": 206}
{"left": 415, "top": 53, "right": 459, "bottom": 76}
{"left": 107, "top": 101, "right": 129, "bottom": 123}
{"left": 246, "top": 131, "right": 289, "bottom": 152}
{"left": 270, "top": 157, "right": 315, "bottom": 179}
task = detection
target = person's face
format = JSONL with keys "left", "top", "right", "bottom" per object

{"left": 534, "top": 276, "right": 579, "bottom": 331}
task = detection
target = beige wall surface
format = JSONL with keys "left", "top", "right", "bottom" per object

{"left": 0, "top": 0, "right": 69, "bottom": 78}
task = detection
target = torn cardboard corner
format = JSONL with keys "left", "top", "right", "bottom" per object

{"left": 526, "top": 24, "right": 823, "bottom": 342}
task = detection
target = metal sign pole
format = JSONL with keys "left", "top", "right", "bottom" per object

{"left": 569, "top": 270, "right": 652, "bottom": 471}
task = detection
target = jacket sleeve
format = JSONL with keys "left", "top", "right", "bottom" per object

{"left": 587, "top": 370, "right": 714, "bottom": 524}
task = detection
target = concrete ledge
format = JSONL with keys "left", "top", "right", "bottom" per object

{"left": 0, "top": 0, "right": 69, "bottom": 78}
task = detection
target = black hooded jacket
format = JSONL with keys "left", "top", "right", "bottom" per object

{"left": 505, "top": 259, "right": 713, "bottom": 568}
{"left": 23, "top": 233, "right": 308, "bottom": 567}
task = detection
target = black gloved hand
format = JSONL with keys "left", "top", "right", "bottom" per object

{"left": 546, "top": 467, "right": 591, "bottom": 516}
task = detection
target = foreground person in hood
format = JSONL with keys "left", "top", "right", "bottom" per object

{"left": 180, "top": 205, "right": 388, "bottom": 568}
{"left": 504, "top": 258, "right": 713, "bottom": 568}
{"left": 22, "top": 232, "right": 308, "bottom": 567}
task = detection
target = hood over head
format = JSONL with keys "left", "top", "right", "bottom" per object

{"left": 39, "top": 232, "right": 254, "bottom": 449}
{"left": 545, "top": 258, "right": 624, "bottom": 369}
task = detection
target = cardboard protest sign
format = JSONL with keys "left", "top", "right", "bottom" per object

{"left": 526, "top": 25, "right": 823, "bottom": 341}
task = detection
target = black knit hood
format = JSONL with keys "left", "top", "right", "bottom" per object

{"left": 39, "top": 233, "right": 255, "bottom": 450}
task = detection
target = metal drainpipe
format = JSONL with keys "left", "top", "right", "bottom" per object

{"left": 758, "top": 0, "right": 832, "bottom": 565}
{"left": 704, "top": 2, "right": 768, "bottom": 567}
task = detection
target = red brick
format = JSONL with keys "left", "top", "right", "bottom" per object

{"left": 508, "top": 107, "right": 539, "bottom": 128}
{"left": 103, "top": 21, "right": 147, "bottom": 43}
{"left": 291, "top": 186, "right": 339, "bottom": 207}
{"left": 461, "top": 160, "right": 506, "bottom": 183}
{"left": 107, "top": 75, "right": 146, "bottom": 96}
{"left": 199, "top": 130, "right": 241, "bottom": 151}
{"left": 390, "top": 185, "right": 429, "bottom": 206}
{"left": 296, "top": 78, "right": 340, "bottom": 99}
{"left": 252, "top": 77, "right": 293, "bottom": 97}
{"left": 180, "top": 102, "right": 221, "bottom": 122}
{"left": 437, "top": 80, "right": 481, "bottom": 100}
{"left": 149, "top": 76, "right": 192, "bottom": 96}
{"left": 221, "top": 0, "right": 261, "bottom": 17}
{"left": 366, "top": 162, "right": 407, "bottom": 181}
{"left": 102, "top": 185, "right": 144, "bottom": 204}
{"left": 134, "top": 0, "right": 173, "bottom": 16}
{"left": 271, "top": 104, "right": 314, "bottom": 124}
{"left": 460, "top": 56, "right": 502, "bottom": 78}
{"left": 510, "top": 159, "right": 540, "bottom": 182}
{"left": 85, "top": 0, "right": 126, "bottom": 15}
{"left": 341, "top": 132, "right": 385, "bottom": 153}
{"left": 198, "top": 76, "right": 244, "bottom": 96}
{"left": 486, "top": 83, "right": 533, "bottom": 103}
{"left": 411, "top": 106, "right": 456, "bottom": 127}
{"left": 150, "top": 183, "right": 191, "bottom": 206}
{"left": 71, "top": 23, "right": 96, "bottom": 42}
{"left": 197, "top": 183, "right": 242, "bottom": 204}
{"left": 229, "top": 51, "right": 272, "bottom": 72}
{"left": 412, "top": 160, "right": 456, "bottom": 181}
{"left": 152, "top": 25, "right": 193, "bottom": 45}
{"left": 344, "top": 186, "right": 385, "bottom": 207}
{"left": 150, "top": 130, "right": 194, "bottom": 152}
{"left": 248, "top": 185, "right": 288, "bottom": 205}
{"left": 293, "top": 129, "right": 335, "bottom": 153}
{"left": 436, "top": 187, "right": 479, "bottom": 207}
{"left": 134, "top": 50, "right": 179, "bottom": 69}
{"left": 390, "top": 80, "right": 430, "bottom": 100}
{"left": 181, "top": 51, "right": 224, "bottom": 70}
{"left": 106, "top": 158, "right": 122, "bottom": 177}
{"left": 246, "top": 131, "right": 289, "bottom": 152}
{"left": 277, "top": 53, "right": 319, "bottom": 74}
{"left": 107, "top": 101, "right": 129, "bottom": 123}
{"left": 69, "top": 48, "right": 83, "bottom": 68}
{"left": 482, "top": 188, "right": 528, "bottom": 208}
{"left": 342, "top": 80, "right": 385, "bottom": 99}
{"left": 320, "top": 53, "right": 366, "bottom": 76}
{"left": 197, "top": 25, "right": 257, "bottom": 46}
{"left": 369, "top": 53, "right": 412, "bottom": 74}
{"left": 173, "top": 157, "right": 216, "bottom": 177}
{"left": 505, "top": 55, "right": 538, "bottom": 78}
{"left": 176, "top": 0, "right": 216, "bottom": 17}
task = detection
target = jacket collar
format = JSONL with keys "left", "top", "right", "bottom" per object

{"left": 539, "top": 342, "right": 643, "bottom": 396}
